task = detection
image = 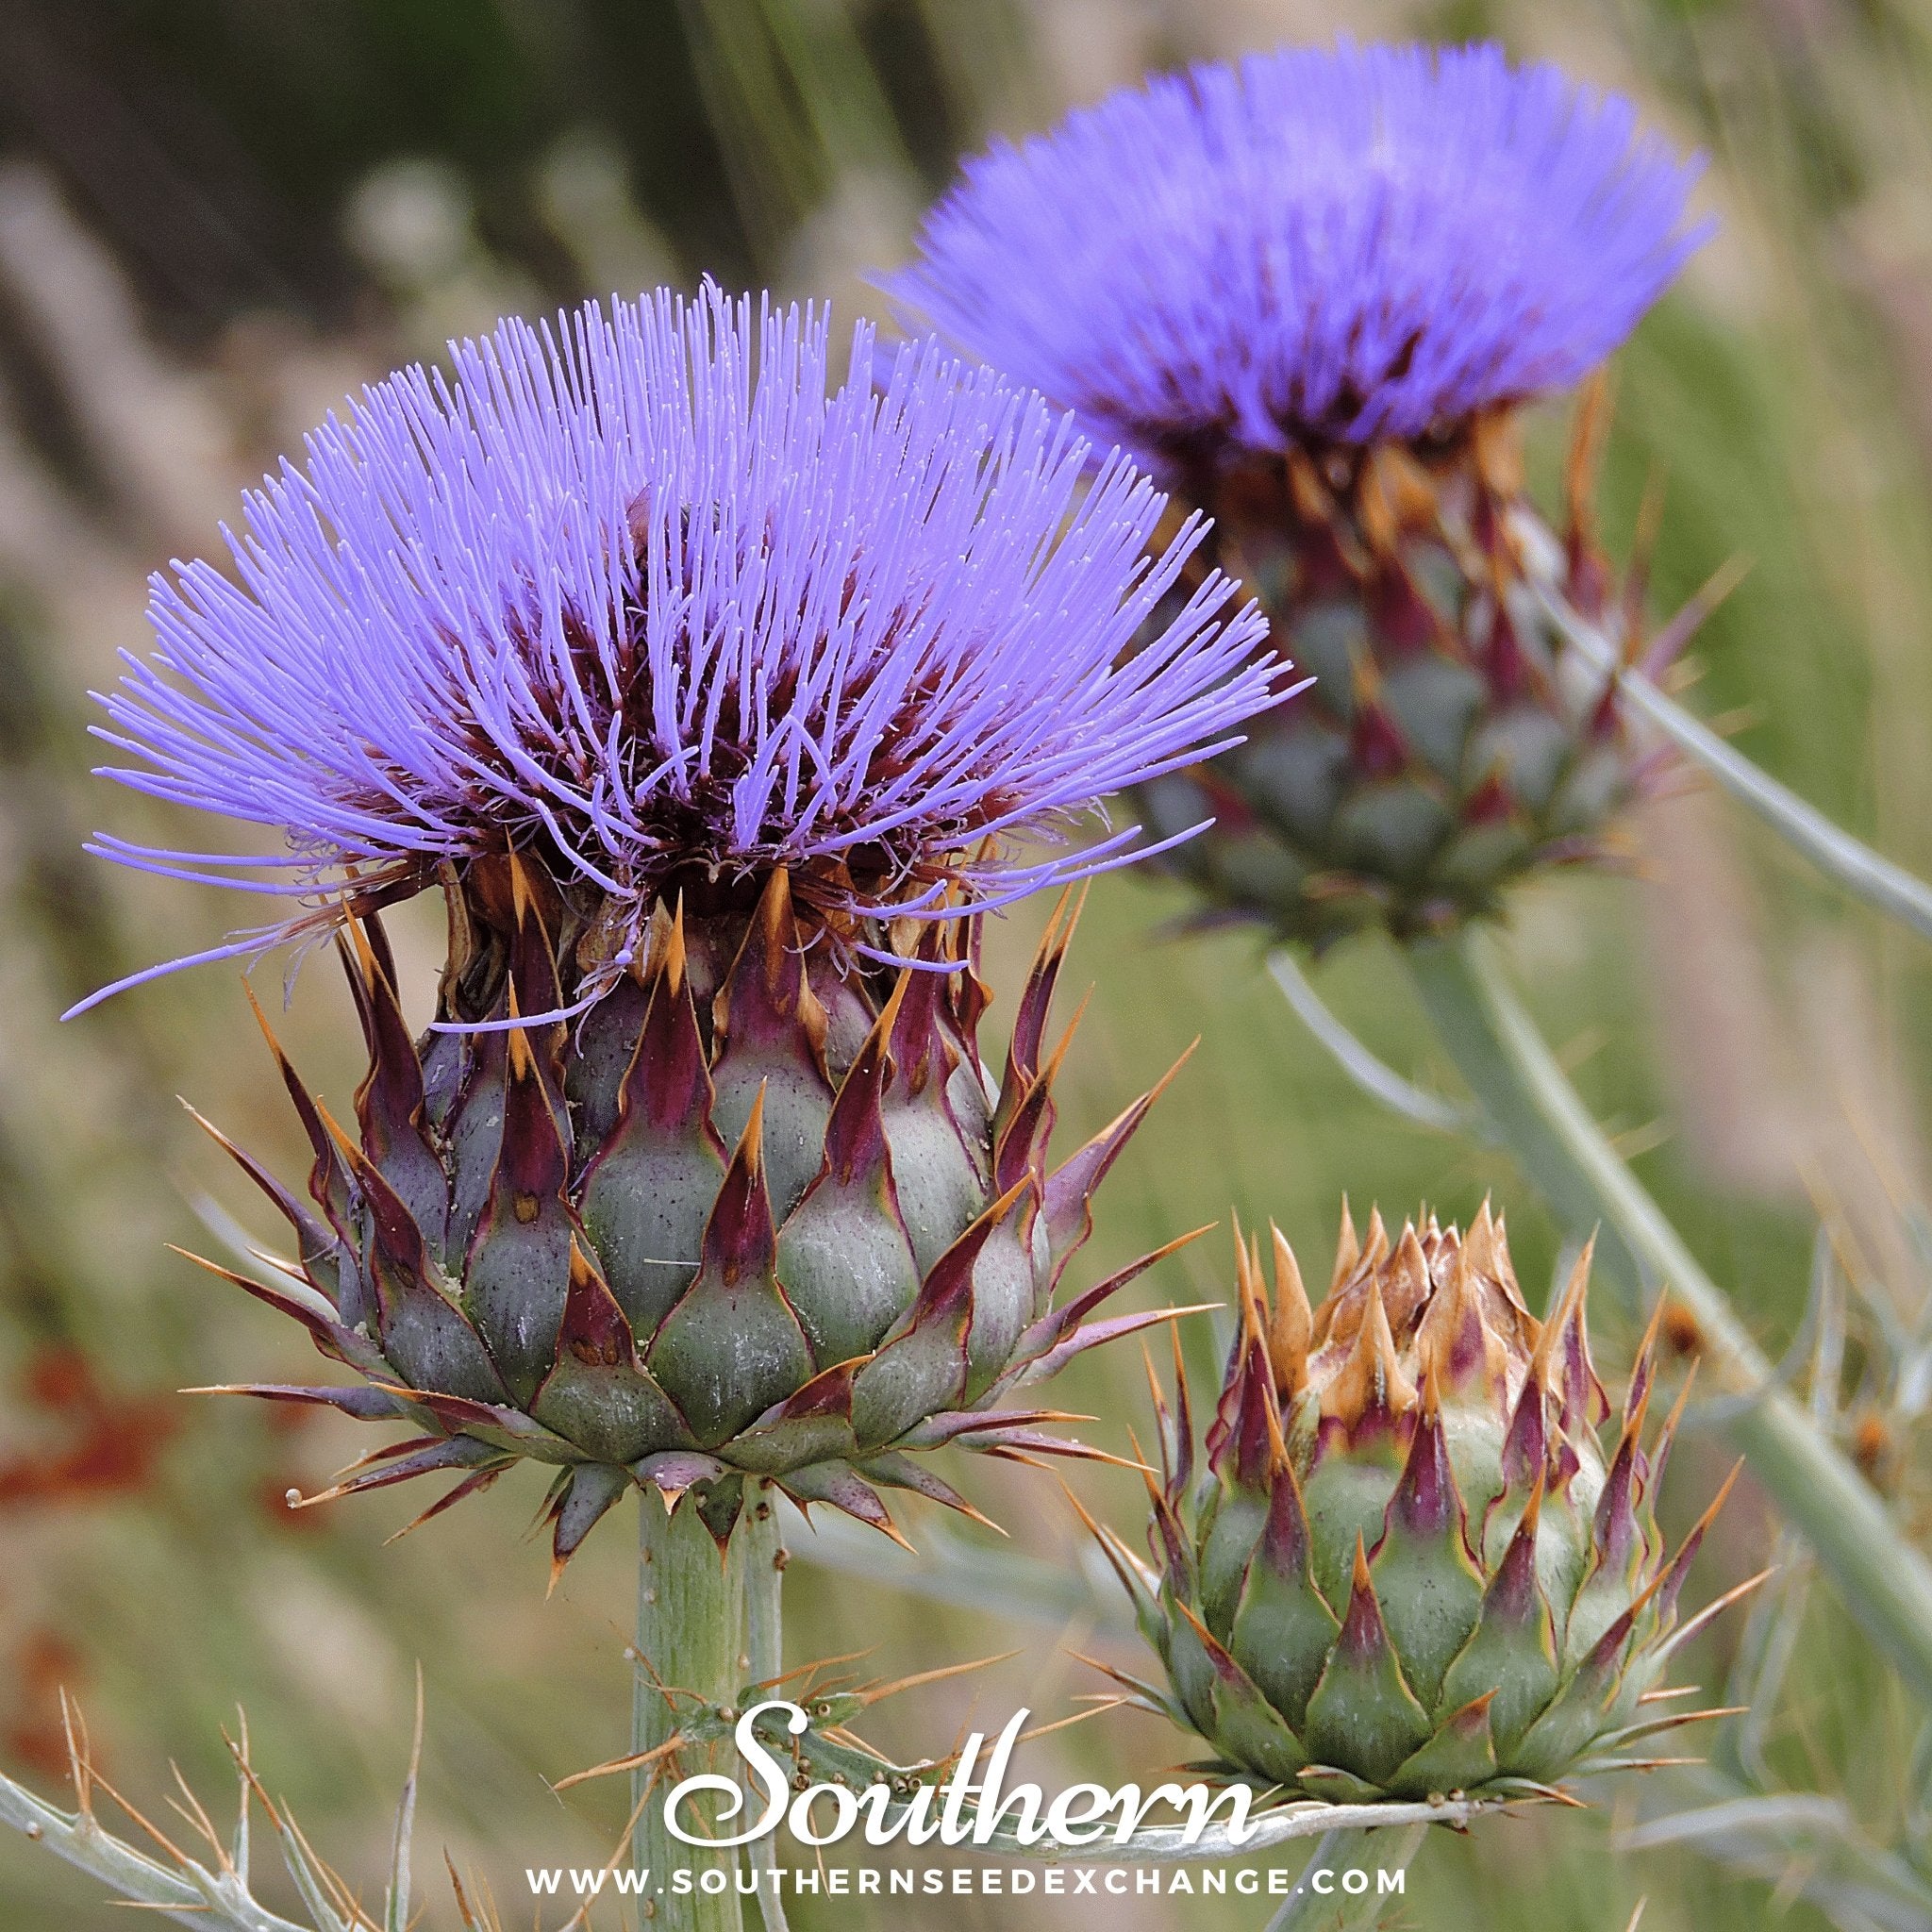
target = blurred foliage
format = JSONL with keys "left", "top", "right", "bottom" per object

{"left": 0, "top": 0, "right": 1930, "bottom": 1926}
{"left": 0, "top": 0, "right": 1032, "bottom": 337}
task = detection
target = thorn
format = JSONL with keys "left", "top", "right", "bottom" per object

{"left": 1322, "top": 1272, "right": 1416, "bottom": 1428}
{"left": 1519, "top": 1467, "right": 1546, "bottom": 1538}
{"left": 1639, "top": 555, "right": 1752, "bottom": 681}
{"left": 662, "top": 893, "right": 688, "bottom": 992}
{"left": 1015, "top": 1702, "right": 1122, "bottom": 1746}
{"left": 505, "top": 983, "right": 535, "bottom": 1080}
{"left": 551, "top": 1735, "right": 684, "bottom": 1792}
{"left": 1565, "top": 369, "right": 1613, "bottom": 535}
{"left": 1674, "top": 1458, "right": 1743, "bottom": 1557}
{"left": 735, "top": 1080, "right": 769, "bottom": 1178}
{"left": 1330, "top": 1194, "right": 1360, "bottom": 1295}
{"left": 1268, "top": 1222, "right": 1311, "bottom": 1398}
{"left": 1054, "top": 1475, "right": 1154, "bottom": 1591}
{"left": 310, "top": 1096, "right": 361, "bottom": 1170}
{"left": 1633, "top": 1285, "right": 1669, "bottom": 1376}
{"left": 241, "top": 980, "right": 291, "bottom": 1062}
{"left": 854, "top": 1650, "right": 1023, "bottom": 1707}
{"left": 167, "top": 1244, "right": 281, "bottom": 1297}
{"left": 1530, "top": 1234, "right": 1592, "bottom": 1385}
{"left": 1361, "top": 1206, "right": 1391, "bottom": 1271}
{"left": 1622, "top": 462, "right": 1667, "bottom": 637}
{"left": 1231, "top": 1215, "right": 1265, "bottom": 1348}
{"left": 874, "top": 1515, "right": 918, "bottom": 1556}
{"left": 1347, "top": 1530, "right": 1378, "bottom": 1618}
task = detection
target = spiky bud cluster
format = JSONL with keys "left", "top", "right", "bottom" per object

{"left": 891, "top": 43, "right": 1708, "bottom": 946}
{"left": 1089, "top": 1204, "right": 1743, "bottom": 1800}
{"left": 200, "top": 866, "right": 1184, "bottom": 1570}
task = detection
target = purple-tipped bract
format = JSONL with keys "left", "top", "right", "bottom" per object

{"left": 890, "top": 42, "right": 1707, "bottom": 470}
{"left": 84, "top": 285, "right": 1277, "bottom": 1007}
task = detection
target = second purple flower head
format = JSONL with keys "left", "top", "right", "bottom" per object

{"left": 893, "top": 42, "right": 1709, "bottom": 947}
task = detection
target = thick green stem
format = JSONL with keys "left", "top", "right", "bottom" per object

{"left": 632, "top": 1491, "right": 747, "bottom": 1932}
{"left": 1407, "top": 928, "right": 1932, "bottom": 1707}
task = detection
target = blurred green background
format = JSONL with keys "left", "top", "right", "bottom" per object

{"left": 0, "top": 0, "right": 1928, "bottom": 1925}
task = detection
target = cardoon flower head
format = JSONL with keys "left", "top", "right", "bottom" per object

{"left": 890, "top": 40, "right": 1706, "bottom": 472}
{"left": 94, "top": 287, "right": 1282, "bottom": 1566}
{"left": 89, "top": 283, "right": 1274, "bottom": 1006}
{"left": 892, "top": 43, "right": 1709, "bottom": 949}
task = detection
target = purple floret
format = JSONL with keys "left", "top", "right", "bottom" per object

{"left": 889, "top": 41, "right": 1708, "bottom": 468}
{"left": 79, "top": 284, "right": 1281, "bottom": 1011}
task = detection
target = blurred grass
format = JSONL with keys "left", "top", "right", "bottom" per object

{"left": 1, "top": 1, "right": 1930, "bottom": 1926}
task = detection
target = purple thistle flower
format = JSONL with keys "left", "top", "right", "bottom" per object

{"left": 78, "top": 284, "right": 1280, "bottom": 1014}
{"left": 888, "top": 41, "right": 1708, "bottom": 471}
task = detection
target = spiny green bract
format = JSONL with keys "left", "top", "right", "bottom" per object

{"left": 1087, "top": 1203, "right": 1743, "bottom": 1802}
{"left": 190, "top": 858, "right": 1182, "bottom": 1576}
